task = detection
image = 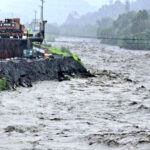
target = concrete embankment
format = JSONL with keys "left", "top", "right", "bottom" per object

{"left": 0, "top": 56, "right": 92, "bottom": 89}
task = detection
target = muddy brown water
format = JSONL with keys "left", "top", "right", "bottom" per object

{"left": 0, "top": 37, "right": 150, "bottom": 150}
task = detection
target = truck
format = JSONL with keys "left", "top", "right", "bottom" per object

{"left": 0, "top": 18, "right": 33, "bottom": 38}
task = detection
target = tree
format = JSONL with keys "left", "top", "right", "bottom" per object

{"left": 97, "top": 10, "right": 150, "bottom": 50}
{"left": 131, "top": 10, "right": 149, "bottom": 34}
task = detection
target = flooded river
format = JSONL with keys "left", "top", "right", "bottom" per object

{"left": 0, "top": 37, "right": 150, "bottom": 150}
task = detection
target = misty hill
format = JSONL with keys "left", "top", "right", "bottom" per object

{"left": 63, "top": 1, "right": 126, "bottom": 26}
{"left": 45, "top": 0, "right": 97, "bottom": 23}
{"left": 58, "top": 0, "right": 150, "bottom": 37}
{"left": 59, "top": 1, "right": 126, "bottom": 37}
{"left": 63, "top": 0, "right": 150, "bottom": 26}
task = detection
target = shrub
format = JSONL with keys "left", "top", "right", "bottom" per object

{"left": 0, "top": 77, "right": 10, "bottom": 91}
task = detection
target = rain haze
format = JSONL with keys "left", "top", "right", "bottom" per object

{"left": 0, "top": 0, "right": 134, "bottom": 23}
{"left": 1, "top": 0, "right": 150, "bottom": 150}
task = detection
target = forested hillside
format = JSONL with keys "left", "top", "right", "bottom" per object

{"left": 97, "top": 10, "right": 150, "bottom": 50}
{"left": 45, "top": 0, "right": 150, "bottom": 46}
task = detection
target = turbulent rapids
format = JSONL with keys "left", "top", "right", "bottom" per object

{"left": 0, "top": 37, "right": 150, "bottom": 150}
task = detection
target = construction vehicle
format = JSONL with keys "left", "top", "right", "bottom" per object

{"left": 23, "top": 49, "right": 37, "bottom": 59}
{"left": 0, "top": 18, "right": 31, "bottom": 38}
{"left": 0, "top": 0, "right": 47, "bottom": 59}
{"left": 23, "top": 46, "right": 45, "bottom": 59}
{"left": 0, "top": 17, "right": 46, "bottom": 59}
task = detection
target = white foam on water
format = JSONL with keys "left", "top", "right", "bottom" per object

{"left": 0, "top": 37, "right": 150, "bottom": 150}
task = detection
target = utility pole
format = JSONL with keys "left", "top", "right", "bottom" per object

{"left": 40, "top": 0, "right": 47, "bottom": 40}
{"left": 34, "top": 10, "right": 37, "bottom": 32}
{"left": 40, "top": 0, "right": 44, "bottom": 31}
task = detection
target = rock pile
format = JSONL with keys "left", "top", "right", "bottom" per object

{"left": 0, "top": 56, "right": 92, "bottom": 89}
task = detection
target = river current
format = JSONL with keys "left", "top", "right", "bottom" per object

{"left": 0, "top": 37, "right": 150, "bottom": 150}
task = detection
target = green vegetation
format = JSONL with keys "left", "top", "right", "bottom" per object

{"left": 0, "top": 77, "right": 10, "bottom": 91}
{"left": 97, "top": 10, "right": 150, "bottom": 50}
{"left": 33, "top": 43, "right": 84, "bottom": 66}
{"left": 59, "top": 47, "right": 72, "bottom": 55}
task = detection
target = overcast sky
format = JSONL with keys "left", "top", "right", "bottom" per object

{"left": 0, "top": 0, "right": 134, "bottom": 24}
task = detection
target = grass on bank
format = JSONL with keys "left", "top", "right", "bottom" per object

{"left": 0, "top": 77, "right": 10, "bottom": 91}
{"left": 33, "top": 42, "right": 84, "bottom": 66}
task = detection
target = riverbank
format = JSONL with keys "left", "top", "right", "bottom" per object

{"left": 0, "top": 56, "right": 91, "bottom": 90}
